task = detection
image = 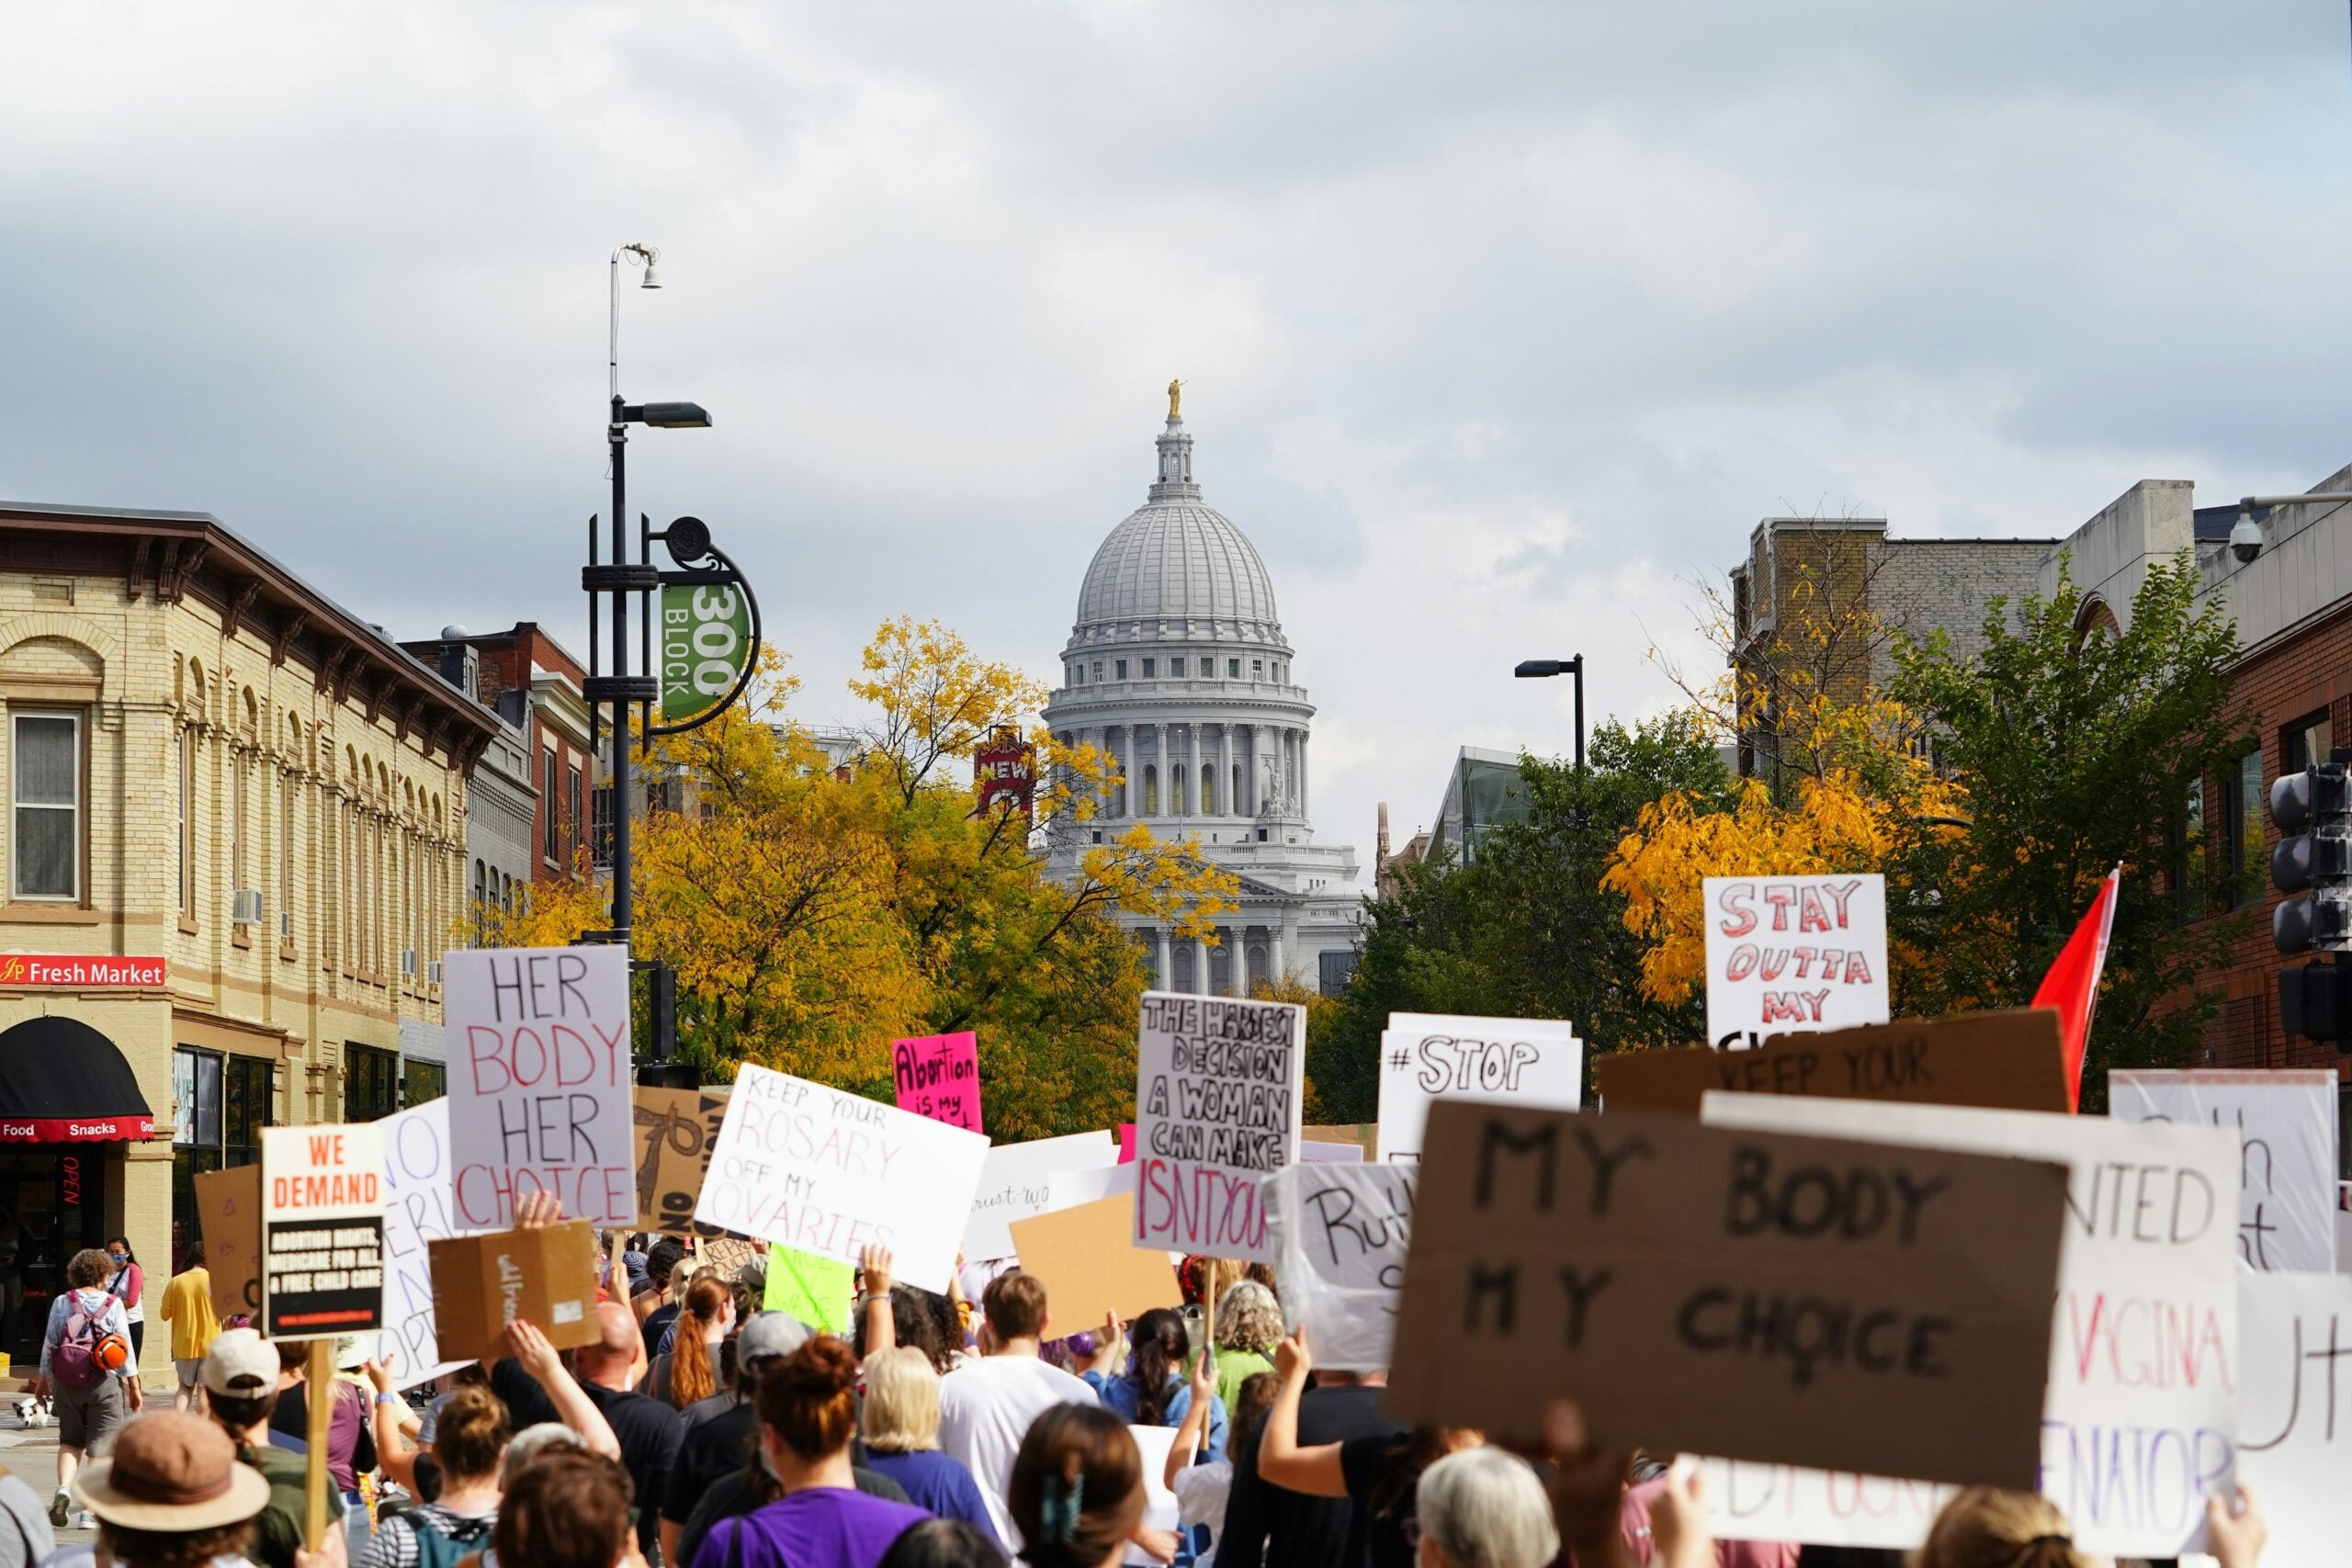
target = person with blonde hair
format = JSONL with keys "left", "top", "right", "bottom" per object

{"left": 860, "top": 1346, "right": 1003, "bottom": 1550}
{"left": 1917, "top": 1484, "right": 2267, "bottom": 1568}
{"left": 1207, "top": 1281, "right": 1281, "bottom": 1416}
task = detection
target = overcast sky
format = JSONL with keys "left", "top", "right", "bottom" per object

{"left": 6, "top": 2, "right": 2348, "bottom": 872}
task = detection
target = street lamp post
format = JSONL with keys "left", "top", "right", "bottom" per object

{"left": 1513, "top": 656, "right": 1585, "bottom": 771}
{"left": 589, "top": 242, "right": 709, "bottom": 952}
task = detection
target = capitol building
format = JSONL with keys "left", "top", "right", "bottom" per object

{"left": 1043, "top": 399, "right": 1362, "bottom": 996}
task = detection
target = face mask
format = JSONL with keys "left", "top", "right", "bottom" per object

{"left": 107, "top": 1253, "right": 126, "bottom": 1265}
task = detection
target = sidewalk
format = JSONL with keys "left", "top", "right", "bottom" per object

{"left": 0, "top": 1408, "right": 96, "bottom": 1550}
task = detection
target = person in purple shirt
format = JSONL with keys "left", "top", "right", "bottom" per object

{"left": 694, "top": 1336, "right": 929, "bottom": 1568}
{"left": 858, "top": 1348, "right": 1005, "bottom": 1551}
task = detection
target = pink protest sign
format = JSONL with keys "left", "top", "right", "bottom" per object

{"left": 892, "top": 1032, "right": 983, "bottom": 1134}
{"left": 1118, "top": 1123, "right": 1136, "bottom": 1164}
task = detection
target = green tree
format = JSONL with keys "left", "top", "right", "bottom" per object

{"left": 1309, "top": 715, "right": 1731, "bottom": 1120}
{"left": 1890, "top": 557, "right": 2254, "bottom": 1103}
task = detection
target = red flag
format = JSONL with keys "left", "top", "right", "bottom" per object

{"left": 2031, "top": 865, "right": 2120, "bottom": 1112}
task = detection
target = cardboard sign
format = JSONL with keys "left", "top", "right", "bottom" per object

{"left": 191, "top": 1165, "right": 262, "bottom": 1321}
{"left": 1595, "top": 1010, "right": 2070, "bottom": 1119}
{"left": 1375, "top": 1013, "right": 1582, "bottom": 1163}
{"left": 260, "top": 1122, "right": 387, "bottom": 1339}
{"left": 2110, "top": 1068, "right": 2338, "bottom": 1273}
{"left": 893, "top": 1032, "right": 983, "bottom": 1134}
{"left": 964, "top": 1131, "right": 1123, "bottom": 1260}
{"left": 1264, "top": 1163, "right": 1415, "bottom": 1371}
{"left": 373, "top": 1100, "right": 475, "bottom": 1387}
{"left": 427, "top": 1219, "right": 602, "bottom": 1361}
{"left": 1704, "top": 1093, "right": 2241, "bottom": 1558}
{"left": 763, "top": 1245, "right": 854, "bottom": 1334}
{"left": 1387, "top": 1100, "right": 2068, "bottom": 1488}
{"left": 2236, "top": 1270, "right": 2352, "bottom": 1566}
{"left": 693, "top": 1064, "right": 990, "bottom": 1291}
{"left": 632, "top": 1087, "right": 731, "bottom": 1236}
{"left": 1132, "top": 992, "right": 1305, "bottom": 1260}
{"left": 446, "top": 946, "right": 636, "bottom": 1229}
{"left": 1702, "top": 874, "right": 1889, "bottom": 1049}
{"left": 1009, "top": 1192, "right": 1180, "bottom": 1329}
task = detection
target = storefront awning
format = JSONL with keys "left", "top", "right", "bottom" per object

{"left": 0, "top": 1016, "right": 156, "bottom": 1143}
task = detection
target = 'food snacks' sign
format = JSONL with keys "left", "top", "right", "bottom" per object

{"left": 1703, "top": 875, "right": 1889, "bottom": 1049}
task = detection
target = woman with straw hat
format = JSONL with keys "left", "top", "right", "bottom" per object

{"left": 55, "top": 1407, "right": 278, "bottom": 1568}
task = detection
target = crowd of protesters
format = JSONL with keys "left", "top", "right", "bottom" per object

{"left": 0, "top": 1204, "right": 2278, "bottom": 1568}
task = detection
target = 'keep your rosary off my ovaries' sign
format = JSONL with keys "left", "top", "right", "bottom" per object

{"left": 1133, "top": 992, "right": 1306, "bottom": 1262}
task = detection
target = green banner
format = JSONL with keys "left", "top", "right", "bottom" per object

{"left": 659, "top": 581, "right": 752, "bottom": 727}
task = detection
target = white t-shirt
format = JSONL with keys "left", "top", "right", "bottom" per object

{"left": 936, "top": 1355, "right": 1102, "bottom": 1546}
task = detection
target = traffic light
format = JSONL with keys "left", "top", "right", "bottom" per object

{"left": 2272, "top": 756, "right": 2352, "bottom": 1044}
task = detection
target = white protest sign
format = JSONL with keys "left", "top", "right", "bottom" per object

{"left": 1703, "top": 1092, "right": 2239, "bottom": 1559}
{"left": 1699, "top": 1464, "right": 1955, "bottom": 1550}
{"left": 445, "top": 946, "right": 636, "bottom": 1229}
{"left": 963, "top": 1131, "right": 1123, "bottom": 1260}
{"left": 1047, "top": 1162, "right": 1138, "bottom": 1214}
{"left": 1133, "top": 992, "right": 1305, "bottom": 1261}
{"left": 1375, "top": 1012, "right": 1582, "bottom": 1163}
{"left": 1702, "top": 874, "right": 1888, "bottom": 1050}
{"left": 1264, "top": 1162, "right": 1415, "bottom": 1371}
{"left": 2236, "top": 1270, "right": 2352, "bottom": 1567}
{"left": 1300, "top": 1142, "right": 1363, "bottom": 1164}
{"left": 694, "top": 1063, "right": 990, "bottom": 1291}
{"left": 260, "top": 1122, "right": 387, "bottom": 1340}
{"left": 2110, "top": 1069, "right": 2338, "bottom": 1273}
{"left": 372, "top": 1100, "right": 475, "bottom": 1388}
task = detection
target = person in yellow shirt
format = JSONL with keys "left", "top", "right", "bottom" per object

{"left": 154, "top": 1246, "right": 219, "bottom": 1412}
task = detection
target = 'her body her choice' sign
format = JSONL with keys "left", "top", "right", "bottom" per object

{"left": 1374, "top": 1012, "right": 1582, "bottom": 1163}
{"left": 1386, "top": 1100, "right": 2068, "bottom": 1489}
{"left": 1133, "top": 992, "right": 1305, "bottom": 1261}
{"left": 260, "top": 1122, "right": 387, "bottom": 1340}
{"left": 446, "top": 946, "right": 637, "bottom": 1229}
{"left": 694, "top": 1063, "right": 990, "bottom": 1290}
{"left": 374, "top": 1100, "right": 475, "bottom": 1387}
{"left": 1264, "top": 1162, "right": 1416, "bottom": 1371}
{"left": 2234, "top": 1270, "right": 2352, "bottom": 1566}
{"left": 1702, "top": 874, "right": 1889, "bottom": 1049}
{"left": 1594, "top": 1010, "right": 2070, "bottom": 1119}
{"left": 1704, "top": 1092, "right": 2242, "bottom": 1559}
{"left": 893, "top": 1032, "right": 983, "bottom": 1134}
{"left": 2109, "top": 1068, "right": 2338, "bottom": 1273}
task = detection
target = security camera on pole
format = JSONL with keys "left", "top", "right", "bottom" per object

{"left": 583, "top": 243, "right": 762, "bottom": 1088}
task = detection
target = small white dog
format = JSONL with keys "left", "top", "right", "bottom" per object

{"left": 10, "top": 1393, "right": 51, "bottom": 1427}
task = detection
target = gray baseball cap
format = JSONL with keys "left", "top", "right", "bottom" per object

{"left": 735, "top": 1311, "right": 810, "bottom": 1368}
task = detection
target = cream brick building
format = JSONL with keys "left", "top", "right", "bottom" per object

{"left": 0, "top": 502, "right": 495, "bottom": 1378}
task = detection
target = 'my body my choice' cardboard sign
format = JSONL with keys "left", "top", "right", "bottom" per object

{"left": 1704, "top": 1093, "right": 2241, "bottom": 1559}
{"left": 1595, "top": 1010, "right": 2069, "bottom": 1119}
{"left": 1374, "top": 1012, "right": 1582, "bottom": 1163}
{"left": 1386, "top": 1100, "right": 2067, "bottom": 1489}
{"left": 1133, "top": 992, "right": 1304, "bottom": 1261}
{"left": 694, "top": 1063, "right": 989, "bottom": 1290}
{"left": 1702, "top": 874, "right": 1888, "bottom": 1049}
{"left": 446, "top": 946, "right": 636, "bottom": 1229}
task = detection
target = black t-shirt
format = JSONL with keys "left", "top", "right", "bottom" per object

{"left": 1339, "top": 1433, "right": 1418, "bottom": 1568}
{"left": 492, "top": 1359, "right": 683, "bottom": 1561}
{"left": 673, "top": 1464, "right": 911, "bottom": 1568}
{"left": 1219, "top": 1383, "right": 1406, "bottom": 1568}
{"left": 662, "top": 1398, "right": 758, "bottom": 1526}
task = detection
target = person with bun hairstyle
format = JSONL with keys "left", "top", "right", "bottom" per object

{"left": 1917, "top": 1484, "right": 2267, "bottom": 1568}
{"left": 355, "top": 1382, "right": 509, "bottom": 1568}
{"left": 690, "top": 1337, "right": 930, "bottom": 1568}
{"left": 1006, "top": 1404, "right": 1146, "bottom": 1568}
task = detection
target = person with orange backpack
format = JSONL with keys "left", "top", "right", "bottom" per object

{"left": 28, "top": 1246, "right": 141, "bottom": 1531}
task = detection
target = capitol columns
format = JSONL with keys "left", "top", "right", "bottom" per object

{"left": 1268, "top": 922, "right": 1283, "bottom": 990}
{"left": 1156, "top": 927, "right": 1170, "bottom": 989}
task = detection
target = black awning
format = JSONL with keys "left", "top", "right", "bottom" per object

{"left": 0, "top": 1015, "right": 155, "bottom": 1143}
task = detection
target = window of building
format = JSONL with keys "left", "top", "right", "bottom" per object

{"left": 568, "top": 765, "right": 583, "bottom": 863}
{"left": 1200, "top": 764, "right": 1216, "bottom": 814}
{"left": 2226, "top": 748, "right": 2264, "bottom": 907}
{"left": 2286, "top": 709, "right": 2335, "bottom": 773}
{"left": 178, "top": 728, "right": 196, "bottom": 919}
{"left": 345, "top": 1043, "right": 401, "bottom": 1122}
{"left": 543, "top": 750, "right": 560, "bottom": 861}
{"left": 2174, "top": 778, "right": 2206, "bottom": 924}
{"left": 231, "top": 750, "right": 249, "bottom": 910}
{"left": 1092, "top": 662, "right": 1103, "bottom": 682}
{"left": 1142, "top": 658, "right": 1156, "bottom": 678}
{"left": 11, "top": 712, "right": 78, "bottom": 900}
{"left": 1170, "top": 657, "right": 1185, "bottom": 677}
{"left": 402, "top": 1059, "right": 447, "bottom": 1106}
{"left": 173, "top": 1047, "right": 271, "bottom": 1179}
{"left": 1143, "top": 765, "right": 1159, "bottom": 815}
{"left": 1318, "top": 950, "right": 1359, "bottom": 998}
{"left": 1115, "top": 660, "right": 1129, "bottom": 681}
{"left": 591, "top": 785, "right": 614, "bottom": 869}
{"left": 1227, "top": 659, "right": 1240, "bottom": 678}
{"left": 1252, "top": 660, "right": 1264, "bottom": 679}
{"left": 280, "top": 774, "right": 296, "bottom": 945}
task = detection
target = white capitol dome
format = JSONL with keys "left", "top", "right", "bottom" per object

{"left": 1042, "top": 397, "right": 1360, "bottom": 998}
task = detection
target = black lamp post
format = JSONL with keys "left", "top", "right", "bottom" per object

{"left": 1514, "top": 658, "right": 1589, "bottom": 771}
{"left": 589, "top": 243, "right": 710, "bottom": 952}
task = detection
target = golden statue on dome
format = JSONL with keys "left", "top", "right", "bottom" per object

{"left": 1167, "top": 378, "right": 1184, "bottom": 421}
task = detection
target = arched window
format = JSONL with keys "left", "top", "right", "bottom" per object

{"left": 1143, "top": 765, "right": 1159, "bottom": 816}
{"left": 1200, "top": 764, "right": 1216, "bottom": 816}
{"left": 1113, "top": 778, "right": 1127, "bottom": 817}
